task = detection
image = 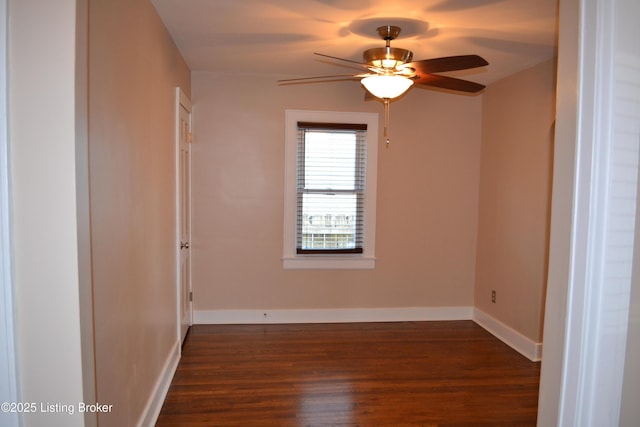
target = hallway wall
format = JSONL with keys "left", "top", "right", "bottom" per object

{"left": 9, "top": 1, "right": 86, "bottom": 425}
{"left": 88, "top": 0, "right": 190, "bottom": 425}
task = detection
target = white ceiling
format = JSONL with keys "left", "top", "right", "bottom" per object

{"left": 151, "top": 0, "right": 558, "bottom": 86}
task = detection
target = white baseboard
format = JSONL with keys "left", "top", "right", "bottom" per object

{"left": 473, "top": 308, "right": 542, "bottom": 362}
{"left": 194, "top": 306, "right": 473, "bottom": 324}
{"left": 137, "top": 340, "right": 180, "bottom": 427}
{"left": 193, "top": 307, "right": 542, "bottom": 362}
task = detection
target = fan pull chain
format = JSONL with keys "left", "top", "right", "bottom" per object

{"left": 384, "top": 98, "right": 390, "bottom": 147}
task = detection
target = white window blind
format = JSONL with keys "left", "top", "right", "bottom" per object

{"left": 296, "top": 122, "right": 367, "bottom": 254}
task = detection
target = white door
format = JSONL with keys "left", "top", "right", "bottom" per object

{"left": 177, "top": 89, "right": 192, "bottom": 344}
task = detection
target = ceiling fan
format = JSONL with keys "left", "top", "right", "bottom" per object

{"left": 279, "top": 25, "right": 489, "bottom": 144}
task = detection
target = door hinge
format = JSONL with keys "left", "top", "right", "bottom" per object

{"left": 187, "top": 131, "right": 193, "bottom": 143}
{"left": 189, "top": 291, "right": 193, "bottom": 302}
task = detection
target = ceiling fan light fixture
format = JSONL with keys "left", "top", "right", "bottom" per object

{"left": 361, "top": 75, "right": 414, "bottom": 99}
{"left": 382, "top": 58, "right": 401, "bottom": 69}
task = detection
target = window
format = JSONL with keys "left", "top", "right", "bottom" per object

{"left": 296, "top": 122, "right": 366, "bottom": 254}
{"left": 283, "top": 110, "right": 378, "bottom": 269}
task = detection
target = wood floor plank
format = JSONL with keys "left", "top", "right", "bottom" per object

{"left": 156, "top": 321, "right": 540, "bottom": 426}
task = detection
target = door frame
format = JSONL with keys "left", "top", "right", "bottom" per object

{"left": 0, "top": 0, "right": 21, "bottom": 425}
{"left": 538, "top": 0, "right": 640, "bottom": 424}
{"left": 175, "top": 87, "right": 193, "bottom": 344}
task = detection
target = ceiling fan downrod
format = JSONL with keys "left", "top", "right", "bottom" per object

{"left": 380, "top": 26, "right": 400, "bottom": 70}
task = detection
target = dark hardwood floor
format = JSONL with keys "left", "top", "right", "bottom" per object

{"left": 156, "top": 321, "right": 540, "bottom": 426}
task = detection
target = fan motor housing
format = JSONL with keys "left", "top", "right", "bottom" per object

{"left": 363, "top": 47, "right": 413, "bottom": 67}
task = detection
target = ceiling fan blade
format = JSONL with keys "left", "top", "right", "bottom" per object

{"left": 314, "top": 52, "right": 372, "bottom": 70}
{"left": 414, "top": 73, "right": 486, "bottom": 93}
{"left": 405, "top": 55, "right": 488, "bottom": 74}
{"left": 278, "top": 73, "right": 368, "bottom": 83}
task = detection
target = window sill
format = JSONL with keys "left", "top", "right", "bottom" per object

{"left": 282, "top": 256, "right": 375, "bottom": 270}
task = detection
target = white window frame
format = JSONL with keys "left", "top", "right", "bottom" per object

{"left": 283, "top": 109, "right": 378, "bottom": 269}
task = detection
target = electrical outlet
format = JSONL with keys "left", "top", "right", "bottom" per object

{"left": 491, "top": 290, "right": 496, "bottom": 303}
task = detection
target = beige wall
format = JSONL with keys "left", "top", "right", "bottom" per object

{"left": 191, "top": 72, "right": 482, "bottom": 312}
{"left": 88, "top": 0, "right": 190, "bottom": 425}
{"left": 475, "top": 59, "right": 556, "bottom": 342}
